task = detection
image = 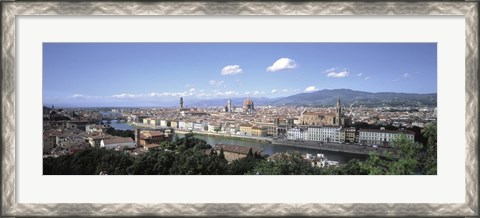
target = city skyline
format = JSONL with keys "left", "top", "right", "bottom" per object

{"left": 43, "top": 43, "right": 437, "bottom": 107}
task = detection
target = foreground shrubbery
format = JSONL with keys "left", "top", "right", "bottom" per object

{"left": 44, "top": 123, "right": 437, "bottom": 175}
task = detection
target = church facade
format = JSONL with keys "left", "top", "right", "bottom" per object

{"left": 299, "top": 98, "right": 345, "bottom": 126}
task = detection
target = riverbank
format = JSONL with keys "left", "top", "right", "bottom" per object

{"left": 175, "top": 130, "right": 384, "bottom": 156}
{"left": 272, "top": 139, "right": 388, "bottom": 156}
{"left": 175, "top": 130, "right": 273, "bottom": 143}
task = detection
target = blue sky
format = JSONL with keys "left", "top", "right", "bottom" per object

{"left": 43, "top": 43, "right": 437, "bottom": 107}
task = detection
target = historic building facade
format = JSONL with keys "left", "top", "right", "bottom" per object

{"left": 299, "top": 98, "right": 344, "bottom": 126}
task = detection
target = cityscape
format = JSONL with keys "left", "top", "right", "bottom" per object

{"left": 43, "top": 43, "right": 437, "bottom": 175}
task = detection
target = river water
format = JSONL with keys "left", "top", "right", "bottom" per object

{"left": 105, "top": 120, "right": 366, "bottom": 163}
{"left": 105, "top": 120, "right": 135, "bottom": 130}
{"left": 177, "top": 134, "right": 366, "bottom": 163}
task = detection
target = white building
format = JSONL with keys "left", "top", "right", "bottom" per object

{"left": 178, "top": 121, "right": 186, "bottom": 130}
{"left": 208, "top": 123, "right": 221, "bottom": 132}
{"left": 150, "top": 119, "right": 161, "bottom": 126}
{"left": 185, "top": 121, "right": 194, "bottom": 131}
{"left": 143, "top": 118, "right": 151, "bottom": 124}
{"left": 100, "top": 137, "right": 136, "bottom": 149}
{"left": 160, "top": 120, "right": 169, "bottom": 127}
{"left": 287, "top": 127, "right": 308, "bottom": 140}
{"left": 358, "top": 128, "right": 415, "bottom": 147}
{"left": 307, "top": 126, "right": 341, "bottom": 143}
{"left": 193, "top": 122, "right": 206, "bottom": 131}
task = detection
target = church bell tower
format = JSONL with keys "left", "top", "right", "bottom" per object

{"left": 336, "top": 98, "right": 342, "bottom": 126}
{"left": 179, "top": 97, "right": 184, "bottom": 110}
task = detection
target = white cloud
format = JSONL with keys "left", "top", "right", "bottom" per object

{"left": 324, "top": 67, "right": 350, "bottom": 78}
{"left": 266, "top": 58, "right": 297, "bottom": 72}
{"left": 112, "top": 93, "right": 138, "bottom": 98}
{"left": 209, "top": 80, "right": 225, "bottom": 86}
{"left": 221, "top": 65, "right": 243, "bottom": 75}
{"left": 403, "top": 73, "right": 411, "bottom": 78}
{"left": 304, "top": 86, "right": 317, "bottom": 93}
{"left": 327, "top": 71, "right": 350, "bottom": 78}
{"left": 281, "top": 89, "right": 289, "bottom": 92}
{"left": 325, "top": 67, "right": 336, "bottom": 73}
{"left": 250, "top": 91, "right": 265, "bottom": 95}
{"left": 244, "top": 91, "right": 251, "bottom": 95}
{"left": 364, "top": 77, "right": 371, "bottom": 80}
{"left": 212, "top": 90, "right": 239, "bottom": 97}
{"left": 357, "top": 73, "right": 363, "bottom": 76}
{"left": 189, "top": 88, "right": 195, "bottom": 92}
{"left": 72, "top": 94, "right": 85, "bottom": 98}
{"left": 271, "top": 89, "right": 278, "bottom": 93}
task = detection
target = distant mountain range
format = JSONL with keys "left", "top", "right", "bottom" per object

{"left": 47, "top": 89, "right": 437, "bottom": 108}
{"left": 190, "top": 89, "right": 437, "bottom": 107}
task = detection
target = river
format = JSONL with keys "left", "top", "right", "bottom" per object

{"left": 176, "top": 133, "right": 366, "bottom": 163}
{"left": 104, "top": 120, "right": 135, "bottom": 130}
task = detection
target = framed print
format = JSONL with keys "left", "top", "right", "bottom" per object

{"left": 1, "top": 1, "right": 478, "bottom": 217}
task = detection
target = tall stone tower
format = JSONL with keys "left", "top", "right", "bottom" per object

{"left": 227, "top": 99, "right": 232, "bottom": 112}
{"left": 336, "top": 98, "right": 342, "bottom": 126}
{"left": 179, "top": 97, "right": 184, "bottom": 110}
{"left": 135, "top": 128, "right": 141, "bottom": 147}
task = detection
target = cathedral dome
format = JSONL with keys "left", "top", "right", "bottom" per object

{"left": 243, "top": 97, "right": 253, "bottom": 106}
{"left": 243, "top": 97, "right": 255, "bottom": 113}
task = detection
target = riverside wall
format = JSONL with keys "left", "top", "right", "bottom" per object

{"left": 174, "top": 130, "right": 273, "bottom": 143}
{"left": 271, "top": 139, "right": 388, "bottom": 156}
{"left": 175, "top": 130, "right": 387, "bottom": 156}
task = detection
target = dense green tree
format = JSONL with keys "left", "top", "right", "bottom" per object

{"left": 96, "top": 151, "right": 134, "bottom": 175}
{"left": 128, "top": 150, "right": 176, "bottom": 175}
{"left": 229, "top": 156, "right": 261, "bottom": 175}
{"left": 170, "top": 149, "right": 228, "bottom": 175}
{"left": 160, "top": 141, "right": 177, "bottom": 151}
{"left": 421, "top": 122, "right": 437, "bottom": 175}
{"left": 331, "top": 159, "right": 367, "bottom": 175}
{"left": 43, "top": 148, "right": 132, "bottom": 175}
{"left": 246, "top": 148, "right": 253, "bottom": 157}
{"left": 105, "top": 127, "right": 135, "bottom": 140}
{"left": 386, "top": 135, "right": 423, "bottom": 175}
{"left": 352, "top": 134, "right": 423, "bottom": 175}
{"left": 218, "top": 147, "right": 225, "bottom": 160}
{"left": 251, "top": 152, "right": 313, "bottom": 175}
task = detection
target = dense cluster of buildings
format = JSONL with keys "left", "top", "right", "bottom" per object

{"left": 286, "top": 125, "right": 414, "bottom": 147}
{"left": 43, "top": 107, "right": 171, "bottom": 156}
{"left": 43, "top": 96, "right": 433, "bottom": 156}
{"left": 126, "top": 97, "right": 417, "bottom": 147}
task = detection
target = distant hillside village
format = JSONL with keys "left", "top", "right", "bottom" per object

{"left": 43, "top": 96, "right": 435, "bottom": 159}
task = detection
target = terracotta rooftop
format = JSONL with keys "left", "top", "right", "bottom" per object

{"left": 145, "top": 131, "right": 164, "bottom": 137}
{"left": 214, "top": 144, "right": 263, "bottom": 155}
{"left": 103, "top": 137, "right": 134, "bottom": 145}
{"left": 144, "top": 144, "right": 161, "bottom": 149}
